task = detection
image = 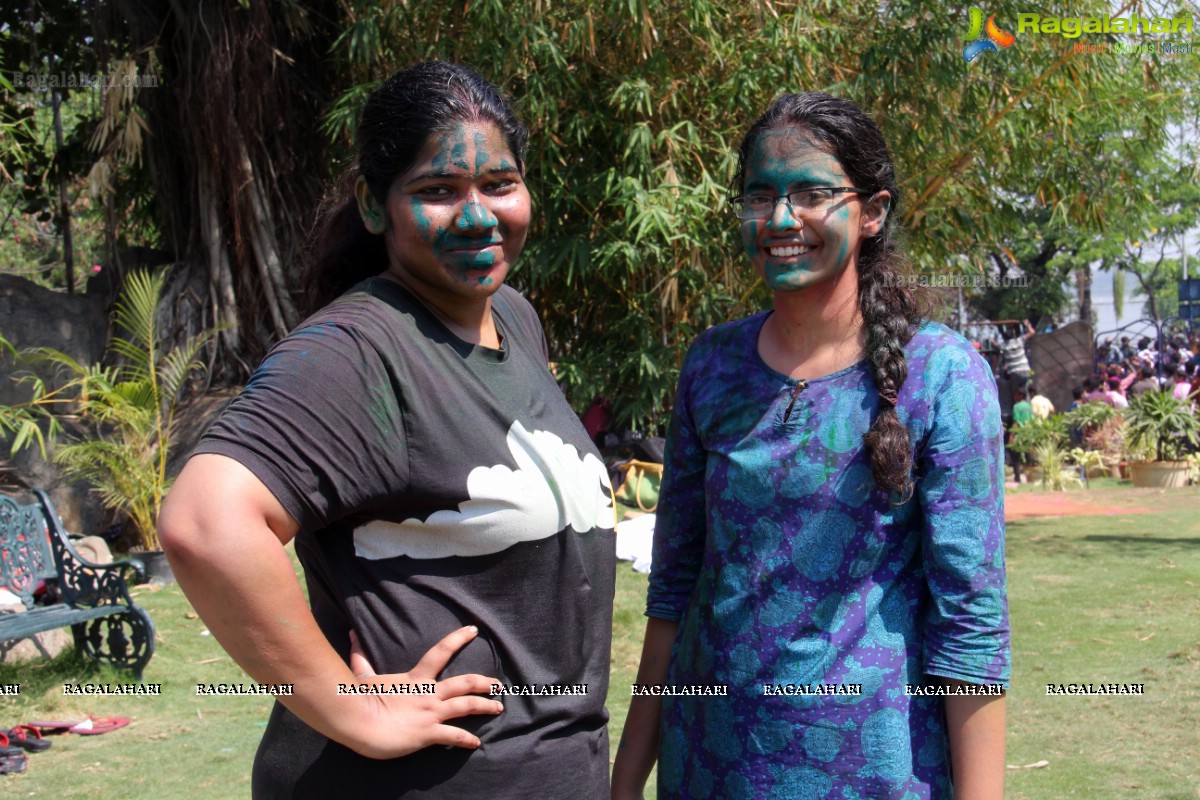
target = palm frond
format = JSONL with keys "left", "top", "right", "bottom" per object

{"left": 110, "top": 269, "right": 167, "bottom": 380}
{"left": 159, "top": 332, "right": 213, "bottom": 403}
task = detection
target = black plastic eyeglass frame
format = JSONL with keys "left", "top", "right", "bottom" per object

{"left": 729, "top": 187, "right": 873, "bottom": 219}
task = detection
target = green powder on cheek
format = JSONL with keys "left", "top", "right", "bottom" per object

{"left": 410, "top": 197, "right": 432, "bottom": 237}
{"left": 833, "top": 205, "right": 852, "bottom": 267}
{"left": 742, "top": 220, "right": 760, "bottom": 261}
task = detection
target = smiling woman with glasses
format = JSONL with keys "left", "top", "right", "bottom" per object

{"left": 614, "top": 92, "right": 1011, "bottom": 800}
{"left": 730, "top": 186, "right": 874, "bottom": 219}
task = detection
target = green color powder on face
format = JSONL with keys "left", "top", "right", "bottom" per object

{"left": 742, "top": 128, "right": 865, "bottom": 293}
{"left": 831, "top": 205, "right": 852, "bottom": 268}
{"left": 429, "top": 132, "right": 449, "bottom": 172}
{"left": 457, "top": 202, "right": 496, "bottom": 232}
{"left": 410, "top": 196, "right": 432, "bottom": 237}
{"left": 449, "top": 126, "right": 470, "bottom": 170}
{"left": 475, "top": 131, "right": 491, "bottom": 173}
{"left": 742, "top": 219, "right": 761, "bottom": 262}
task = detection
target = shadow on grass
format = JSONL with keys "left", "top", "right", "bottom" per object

{"left": 0, "top": 647, "right": 117, "bottom": 693}
{"left": 1009, "top": 525, "right": 1200, "bottom": 555}
{"left": 1082, "top": 534, "right": 1200, "bottom": 550}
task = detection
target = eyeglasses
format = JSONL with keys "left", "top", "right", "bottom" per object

{"left": 729, "top": 187, "right": 873, "bottom": 220}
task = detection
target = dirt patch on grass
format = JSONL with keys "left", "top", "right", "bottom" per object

{"left": 1006, "top": 492, "right": 1156, "bottom": 521}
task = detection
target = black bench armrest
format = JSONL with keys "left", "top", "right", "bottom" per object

{"left": 34, "top": 490, "right": 144, "bottom": 609}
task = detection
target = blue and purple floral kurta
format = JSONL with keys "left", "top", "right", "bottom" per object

{"left": 648, "top": 314, "right": 1010, "bottom": 799}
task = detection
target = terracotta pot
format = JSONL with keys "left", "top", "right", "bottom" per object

{"left": 1128, "top": 461, "right": 1190, "bottom": 489}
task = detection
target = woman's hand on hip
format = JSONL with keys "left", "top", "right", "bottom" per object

{"left": 341, "top": 625, "right": 504, "bottom": 759}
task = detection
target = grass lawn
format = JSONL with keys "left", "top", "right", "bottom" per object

{"left": 2, "top": 485, "right": 1198, "bottom": 798}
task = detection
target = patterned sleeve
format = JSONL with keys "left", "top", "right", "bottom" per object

{"left": 916, "top": 342, "right": 1011, "bottom": 687}
{"left": 646, "top": 338, "right": 710, "bottom": 621}
{"left": 194, "top": 319, "right": 409, "bottom": 533}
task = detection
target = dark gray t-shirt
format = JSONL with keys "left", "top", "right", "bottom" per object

{"left": 196, "top": 278, "right": 615, "bottom": 799}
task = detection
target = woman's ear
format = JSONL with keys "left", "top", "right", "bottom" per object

{"left": 355, "top": 176, "right": 387, "bottom": 235}
{"left": 860, "top": 190, "right": 891, "bottom": 237}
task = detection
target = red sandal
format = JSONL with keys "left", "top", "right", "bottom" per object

{"left": 68, "top": 716, "right": 130, "bottom": 735}
{"left": 5, "top": 725, "right": 51, "bottom": 752}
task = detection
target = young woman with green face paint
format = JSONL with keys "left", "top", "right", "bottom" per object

{"left": 161, "top": 63, "right": 615, "bottom": 799}
{"left": 614, "top": 94, "right": 1010, "bottom": 800}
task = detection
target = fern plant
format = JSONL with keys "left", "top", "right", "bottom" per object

{"left": 0, "top": 270, "right": 214, "bottom": 550}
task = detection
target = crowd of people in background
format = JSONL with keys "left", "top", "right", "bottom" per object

{"left": 986, "top": 324, "right": 1200, "bottom": 484}
{"left": 1087, "top": 332, "right": 1200, "bottom": 407}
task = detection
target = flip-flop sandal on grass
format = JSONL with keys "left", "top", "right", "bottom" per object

{"left": 0, "top": 750, "right": 28, "bottom": 774}
{"left": 25, "top": 720, "right": 80, "bottom": 734}
{"left": 68, "top": 716, "right": 130, "bottom": 735}
{"left": 0, "top": 734, "right": 29, "bottom": 774}
{"left": 5, "top": 726, "right": 51, "bottom": 753}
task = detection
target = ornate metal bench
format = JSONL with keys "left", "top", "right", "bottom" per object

{"left": 0, "top": 490, "right": 155, "bottom": 680}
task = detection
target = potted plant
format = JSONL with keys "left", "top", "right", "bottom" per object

{"left": 1064, "top": 401, "right": 1124, "bottom": 477}
{"left": 0, "top": 270, "right": 214, "bottom": 579}
{"left": 1122, "top": 389, "right": 1200, "bottom": 488}
{"left": 1007, "top": 415, "right": 1070, "bottom": 489}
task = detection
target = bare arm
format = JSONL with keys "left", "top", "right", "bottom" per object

{"left": 611, "top": 617, "right": 678, "bottom": 800}
{"left": 944, "top": 678, "right": 1006, "bottom": 800}
{"left": 159, "top": 453, "right": 502, "bottom": 758}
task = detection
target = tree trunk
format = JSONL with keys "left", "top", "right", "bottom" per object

{"left": 1077, "top": 265, "right": 1092, "bottom": 326}
{"left": 101, "top": 0, "right": 337, "bottom": 381}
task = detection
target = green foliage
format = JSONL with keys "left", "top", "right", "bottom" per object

{"left": 0, "top": 270, "right": 214, "bottom": 550}
{"left": 1122, "top": 388, "right": 1200, "bottom": 462}
{"left": 319, "top": 0, "right": 1198, "bottom": 428}
{"left": 1063, "top": 399, "right": 1120, "bottom": 432}
{"left": 1008, "top": 413, "right": 1069, "bottom": 458}
{"left": 8, "top": 2, "right": 1198, "bottom": 426}
{"left": 1033, "top": 440, "right": 1082, "bottom": 491}
{"left": 1066, "top": 445, "right": 1106, "bottom": 476}
{"left": 1111, "top": 157, "right": 1200, "bottom": 321}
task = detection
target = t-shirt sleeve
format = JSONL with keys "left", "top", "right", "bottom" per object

{"left": 916, "top": 342, "right": 1011, "bottom": 688}
{"left": 193, "top": 320, "right": 409, "bottom": 532}
{"left": 646, "top": 339, "right": 709, "bottom": 621}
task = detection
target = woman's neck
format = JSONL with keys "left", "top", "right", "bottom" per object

{"left": 379, "top": 271, "right": 500, "bottom": 348}
{"left": 759, "top": 263, "right": 864, "bottom": 379}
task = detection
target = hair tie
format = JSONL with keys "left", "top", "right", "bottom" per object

{"left": 878, "top": 388, "right": 898, "bottom": 407}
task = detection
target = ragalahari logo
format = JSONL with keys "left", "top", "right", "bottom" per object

{"left": 963, "top": 7, "right": 1016, "bottom": 62}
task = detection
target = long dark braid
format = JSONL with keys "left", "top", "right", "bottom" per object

{"left": 733, "top": 93, "right": 931, "bottom": 500}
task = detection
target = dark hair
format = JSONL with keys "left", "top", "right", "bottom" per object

{"left": 1072, "top": 386, "right": 1084, "bottom": 400}
{"left": 733, "top": 92, "right": 929, "bottom": 500}
{"left": 301, "top": 61, "right": 529, "bottom": 315}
